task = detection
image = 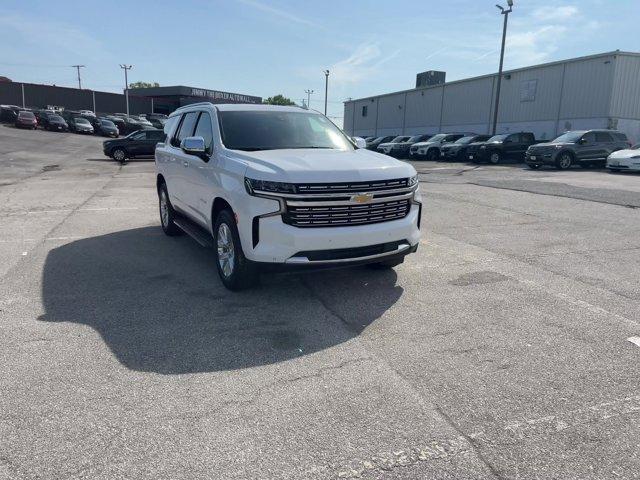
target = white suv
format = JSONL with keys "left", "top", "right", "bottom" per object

{"left": 155, "top": 103, "right": 422, "bottom": 290}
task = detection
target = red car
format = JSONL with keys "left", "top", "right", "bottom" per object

{"left": 15, "top": 111, "right": 37, "bottom": 130}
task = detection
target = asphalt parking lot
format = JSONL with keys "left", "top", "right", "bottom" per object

{"left": 1, "top": 125, "right": 639, "bottom": 480}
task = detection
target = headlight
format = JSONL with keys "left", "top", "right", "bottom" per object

{"left": 245, "top": 178, "right": 296, "bottom": 195}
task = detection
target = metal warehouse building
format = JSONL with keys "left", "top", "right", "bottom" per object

{"left": 343, "top": 51, "right": 640, "bottom": 143}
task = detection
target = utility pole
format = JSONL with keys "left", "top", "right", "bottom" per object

{"left": 492, "top": 0, "right": 514, "bottom": 135}
{"left": 304, "top": 89, "right": 314, "bottom": 110}
{"left": 72, "top": 65, "right": 85, "bottom": 89}
{"left": 323, "top": 70, "right": 330, "bottom": 116}
{"left": 119, "top": 64, "right": 132, "bottom": 115}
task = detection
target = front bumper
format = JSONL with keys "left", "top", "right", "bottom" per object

{"left": 247, "top": 203, "right": 422, "bottom": 263}
{"left": 607, "top": 159, "right": 640, "bottom": 171}
{"left": 525, "top": 151, "right": 556, "bottom": 165}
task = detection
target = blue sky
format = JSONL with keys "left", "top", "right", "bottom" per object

{"left": 1, "top": 0, "right": 638, "bottom": 126}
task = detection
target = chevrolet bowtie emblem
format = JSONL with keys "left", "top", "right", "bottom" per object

{"left": 350, "top": 192, "right": 374, "bottom": 204}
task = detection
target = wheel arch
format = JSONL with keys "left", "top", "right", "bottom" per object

{"left": 211, "top": 197, "right": 234, "bottom": 229}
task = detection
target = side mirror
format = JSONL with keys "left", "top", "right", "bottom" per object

{"left": 578, "top": 138, "right": 587, "bottom": 145}
{"left": 352, "top": 136, "right": 367, "bottom": 149}
{"left": 181, "top": 136, "right": 207, "bottom": 158}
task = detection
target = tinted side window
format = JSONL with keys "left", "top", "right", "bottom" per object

{"left": 193, "top": 112, "right": 214, "bottom": 154}
{"left": 613, "top": 132, "right": 628, "bottom": 142}
{"left": 163, "top": 116, "right": 179, "bottom": 137}
{"left": 505, "top": 134, "right": 518, "bottom": 143}
{"left": 582, "top": 132, "right": 596, "bottom": 144}
{"left": 147, "top": 130, "right": 166, "bottom": 141}
{"left": 521, "top": 133, "right": 534, "bottom": 143}
{"left": 595, "top": 132, "right": 613, "bottom": 143}
{"left": 173, "top": 112, "right": 199, "bottom": 147}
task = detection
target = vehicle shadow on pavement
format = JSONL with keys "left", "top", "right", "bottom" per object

{"left": 39, "top": 226, "right": 402, "bottom": 374}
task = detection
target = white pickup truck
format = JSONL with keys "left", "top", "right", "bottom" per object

{"left": 155, "top": 103, "right": 422, "bottom": 290}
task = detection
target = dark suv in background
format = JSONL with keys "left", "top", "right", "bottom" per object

{"left": 366, "top": 135, "right": 395, "bottom": 151}
{"left": 385, "top": 134, "right": 432, "bottom": 158}
{"left": 440, "top": 134, "right": 491, "bottom": 161}
{"left": 469, "top": 132, "right": 540, "bottom": 164}
{"left": 526, "top": 130, "right": 630, "bottom": 170}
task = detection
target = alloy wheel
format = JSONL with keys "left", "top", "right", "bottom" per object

{"left": 217, "top": 223, "right": 235, "bottom": 278}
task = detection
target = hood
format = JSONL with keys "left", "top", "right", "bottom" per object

{"left": 377, "top": 142, "right": 395, "bottom": 148}
{"left": 608, "top": 149, "right": 640, "bottom": 159}
{"left": 236, "top": 148, "right": 416, "bottom": 184}
{"left": 412, "top": 140, "right": 437, "bottom": 147}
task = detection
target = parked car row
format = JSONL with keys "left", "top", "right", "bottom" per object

{"left": 359, "top": 128, "right": 635, "bottom": 171}
{"left": 0, "top": 104, "right": 168, "bottom": 139}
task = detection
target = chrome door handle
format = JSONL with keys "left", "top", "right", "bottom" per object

{"left": 183, "top": 161, "right": 189, "bottom": 167}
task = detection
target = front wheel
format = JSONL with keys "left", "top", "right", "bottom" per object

{"left": 112, "top": 148, "right": 127, "bottom": 163}
{"left": 556, "top": 152, "right": 573, "bottom": 170}
{"left": 489, "top": 151, "right": 502, "bottom": 164}
{"left": 214, "top": 210, "right": 259, "bottom": 290}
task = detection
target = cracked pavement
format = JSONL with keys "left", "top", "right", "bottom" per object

{"left": 1, "top": 125, "right": 639, "bottom": 479}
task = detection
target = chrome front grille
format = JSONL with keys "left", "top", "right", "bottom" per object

{"left": 283, "top": 199, "right": 411, "bottom": 228}
{"left": 295, "top": 178, "right": 408, "bottom": 194}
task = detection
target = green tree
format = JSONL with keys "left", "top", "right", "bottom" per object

{"left": 263, "top": 94, "right": 296, "bottom": 106}
{"left": 129, "top": 81, "right": 160, "bottom": 89}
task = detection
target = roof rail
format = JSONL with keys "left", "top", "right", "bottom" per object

{"left": 175, "top": 102, "right": 214, "bottom": 111}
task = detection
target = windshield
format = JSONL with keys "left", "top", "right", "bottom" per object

{"left": 407, "top": 135, "right": 423, "bottom": 142}
{"left": 218, "top": 110, "right": 353, "bottom": 151}
{"left": 75, "top": 118, "right": 90, "bottom": 125}
{"left": 426, "top": 134, "right": 446, "bottom": 142}
{"left": 101, "top": 120, "right": 115, "bottom": 127}
{"left": 19, "top": 111, "right": 35, "bottom": 118}
{"left": 50, "top": 115, "right": 63, "bottom": 121}
{"left": 455, "top": 136, "right": 475, "bottom": 144}
{"left": 551, "top": 131, "right": 584, "bottom": 143}
{"left": 487, "top": 135, "right": 507, "bottom": 142}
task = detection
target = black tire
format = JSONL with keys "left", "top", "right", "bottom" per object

{"left": 555, "top": 152, "right": 573, "bottom": 170}
{"left": 214, "top": 209, "right": 259, "bottom": 290}
{"left": 488, "top": 150, "right": 502, "bottom": 164}
{"left": 112, "top": 148, "right": 127, "bottom": 163}
{"left": 367, "top": 257, "right": 404, "bottom": 270}
{"left": 426, "top": 148, "right": 439, "bottom": 161}
{"left": 158, "top": 183, "right": 182, "bottom": 236}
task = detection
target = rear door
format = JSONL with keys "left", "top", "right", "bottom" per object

{"left": 142, "top": 130, "right": 166, "bottom": 155}
{"left": 127, "top": 131, "right": 148, "bottom": 155}
{"left": 594, "top": 131, "right": 614, "bottom": 159}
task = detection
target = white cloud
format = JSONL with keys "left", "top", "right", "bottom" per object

{"left": 330, "top": 43, "right": 385, "bottom": 85}
{"left": 531, "top": 5, "right": 579, "bottom": 21}
{"left": 235, "top": 0, "right": 316, "bottom": 27}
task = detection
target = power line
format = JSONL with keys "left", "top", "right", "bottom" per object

{"left": 71, "top": 65, "right": 85, "bottom": 89}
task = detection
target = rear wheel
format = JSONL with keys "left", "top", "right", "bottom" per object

{"left": 489, "top": 151, "right": 502, "bottom": 164}
{"left": 556, "top": 152, "right": 573, "bottom": 170}
{"left": 214, "top": 209, "right": 259, "bottom": 290}
{"left": 158, "top": 183, "right": 182, "bottom": 236}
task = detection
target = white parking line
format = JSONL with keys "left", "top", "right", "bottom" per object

{"left": 627, "top": 337, "right": 640, "bottom": 348}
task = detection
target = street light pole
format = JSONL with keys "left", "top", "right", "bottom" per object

{"left": 323, "top": 70, "right": 329, "bottom": 116}
{"left": 491, "top": 0, "right": 513, "bottom": 135}
{"left": 72, "top": 65, "right": 85, "bottom": 89}
{"left": 304, "top": 89, "right": 314, "bottom": 109}
{"left": 119, "top": 64, "right": 132, "bottom": 115}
